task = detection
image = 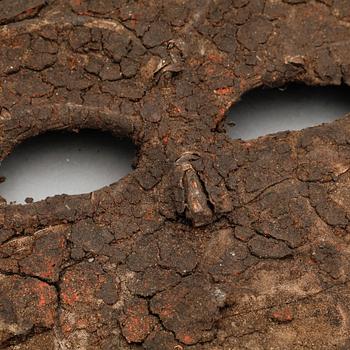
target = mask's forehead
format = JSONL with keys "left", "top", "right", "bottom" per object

{"left": 1, "top": 1, "right": 350, "bottom": 349}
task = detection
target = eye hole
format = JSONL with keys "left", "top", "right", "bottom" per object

{"left": 0, "top": 130, "right": 136, "bottom": 204}
{"left": 226, "top": 84, "right": 350, "bottom": 140}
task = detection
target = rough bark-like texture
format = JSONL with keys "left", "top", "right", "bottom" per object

{"left": 1, "top": 1, "right": 350, "bottom": 349}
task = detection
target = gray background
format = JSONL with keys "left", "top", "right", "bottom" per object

{"left": 0, "top": 132, "right": 136, "bottom": 204}
{"left": 1, "top": 85, "right": 350, "bottom": 204}
{"left": 226, "top": 85, "right": 350, "bottom": 140}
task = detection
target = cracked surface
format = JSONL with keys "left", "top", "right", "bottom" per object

{"left": 1, "top": 0, "right": 350, "bottom": 349}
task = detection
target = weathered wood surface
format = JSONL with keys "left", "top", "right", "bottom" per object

{"left": 1, "top": 1, "right": 350, "bottom": 349}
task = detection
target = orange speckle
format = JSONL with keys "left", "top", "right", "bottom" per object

{"left": 162, "top": 135, "right": 169, "bottom": 145}
{"left": 181, "top": 334, "right": 195, "bottom": 345}
{"left": 271, "top": 307, "right": 294, "bottom": 323}
{"left": 129, "top": 18, "right": 137, "bottom": 29}
{"left": 40, "top": 258, "right": 55, "bottom": 280}
{"left": 76, "top": 318, "right": 88, "bottom": 329}
{"left": 62, "top": 323, "right": 73, "bottom": 334}
{"left": 61, "top": 291, "right": 79, "bottom": 305}
{"left": 37, "top": 281, "right": 49, "bottom": 307}
{"left": 38, "top": 293, "right": 46, "bottom": 306}
{"left": 213, "top": 108, "right": 226, "bottom": 125}
{"left": 144, "top": 209, "right": 154, "bottom": 221}
{"left": 122, "top": 314, "right": 156, "bottom": 343}
{"left": 208, "top": 54, "right": 224, "bottom": 63}
{"left": 25, "top": 7, "right": 37, "bottom": 16}
{"left": 70, "top": 0, "right": 82, "bottom": 6}
{"left": 205, "top": 65, "right": 215, "bottom": 75}
{"left": 214, "top": 87, "right": 234, "bottom": 95}
{"left": 159, "top": 305, "right": 173, "bottom": 318}
{"left": 219, "top": 107, "right": 226, "bottom": 116}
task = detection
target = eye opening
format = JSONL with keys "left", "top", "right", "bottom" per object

{"left": 0, "top": 129, "right": 137, "bottom": 205}
{"left": 225, "top": 83, "right": 350, "bottom": 140}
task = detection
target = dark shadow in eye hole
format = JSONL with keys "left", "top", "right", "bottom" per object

{"left": 0, "top": 129, "right": 136, "bottom": 204}
{"left": 226, "top": 84, "right": 350, "bottom": 140}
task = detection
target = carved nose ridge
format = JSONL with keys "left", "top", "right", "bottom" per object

{"left": 175, "top": 155, "right": 213, "bottom": 227}
{"left": 174, "top": 152, "right": 232, "bottom": 227}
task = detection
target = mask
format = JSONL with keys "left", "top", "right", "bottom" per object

{"left": 1, "top": 1, "right": 350, "bottom": 349}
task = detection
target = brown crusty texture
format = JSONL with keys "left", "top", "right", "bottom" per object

{"left": 1, "top": 1, "right": 350, "bottom": 349}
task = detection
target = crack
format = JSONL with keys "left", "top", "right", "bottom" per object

{"left": 0, "top": 271, "right": 58, "bottom": 349}
{"left": 229, "top": 278, "right": 350, "bottom": 320}
{"left": 80, "top": 16, "right": 145, "bottom": 51}
{"left": 0, "top": 269, "right": 56, "bottom": 286}
{"left": 223, "top": 329, "right": 264, "bottom": 342}
{"left": 305, "top": 194, "right": 348, "bottom": 229}
{"left": 242, "top": 177, "right": 293, "bottom": 206}
{"left": 0, "top": 1, "right": 49, "bottom": 27}
{"left": 147, "top": 303, "right": 182, "bottom": 345}
{"left": 0, "top": 326, "right": 51, "bottom": 349}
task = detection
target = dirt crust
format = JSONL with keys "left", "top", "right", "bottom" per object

{"left": 1, "top": 0, "right": 350, "bottom": 349}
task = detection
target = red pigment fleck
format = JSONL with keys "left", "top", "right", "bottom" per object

{"left": 271, "top": 307, "right": 294, "bottom": 323}
{"left": 40, "top": 258, "right": 55, "bottom": 280}
{"left": 37, "top": 281, "right": 49, "bottom": 306}
{"left": 180, "top": 334, "right": 195, "bottom": 345}
{"left": 71, "top": 0, "right": 82, "bottom": 6}
{"left": 205, "top": 65, "right": 215, "bottom": 75}
{"left": 214, "top": 87, "right": 234, "bottom": 95}
{"left": 24, "top": 8, "right": 37, "bottom": 16}
{"left": 61, "top": 291, "right": 79, "bottom": 305}
{"left": 160, "top": 306, "right": 173, "bottom": 318}
{"left": 208, "top": 54, "right": 224, "bottom": 63}
{"left": 123, "top": 315, "right": 154, "bottom": 342}
{"left": 162, "top": 135, "right": 169, "bottom": 145}
{"left": 144, "top": 209, "right": 155, "bottom": 221}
